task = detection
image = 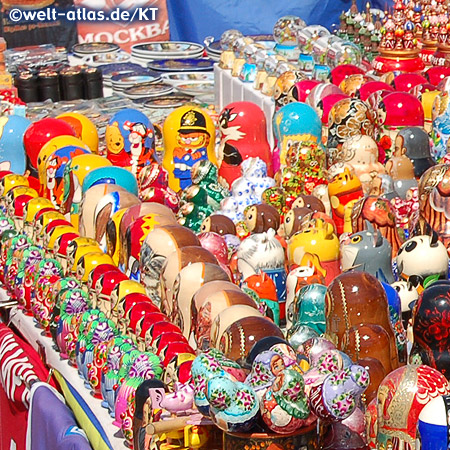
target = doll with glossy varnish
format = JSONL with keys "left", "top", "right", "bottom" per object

{"left": 325, "top": 271, "right": 399, "bottom": 374}
{"left": 328, "top": 167, "right": 363, "bottom": 236}
{"left": 415, "top": 163, "right": 450, "bottom": 251}
{"left": 349, "top": 195, "right": 403, "bottom": 256}
{"left": 218, "top": 102, "right": 272, "bottom": 188}
{"left": 163, "top": 106, "right": 217, "bottom": 192}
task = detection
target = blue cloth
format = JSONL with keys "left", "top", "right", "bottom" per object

{"left": 27, "top": 382, "right": 93, "bottom": 450}
{"left": 167, "top": 0, "right": 394, "bottom": 43}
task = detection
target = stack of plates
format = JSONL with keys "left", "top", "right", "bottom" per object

{"left": 110, "top": 71, "right": 162, "bottom": 93}
{"left": 122, "top": 82, "right": 174, "bottom": 100}
{"left": 147, "top": 58, "right": 215, "bottom": 72}
{"left": 130, "top": 41, "right": 205, "bottom": 65}
{"left": 100, "top": 63, "right": 148, "bottom": 88}
{"left": 161, "top": 72, "right": 214, "bottom": 85}
{"left": 204, "top": 40, "right": 222, "bottom": 61}
{"left": 72, "top": 42, "right": 120, "bottom": 58}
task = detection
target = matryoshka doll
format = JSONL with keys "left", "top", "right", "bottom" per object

{"left": 377, "top": 91, "right": 425, "bottom": 158}
{"left": 78, "top": 184, "right": 139, "bottom": 240}
{"left": 327, "top": 166, "right": 363, "bottom": 235}
{"left": 0, "top": 115, "right": 31, "bottom": 175}
{"left": 217, "top": 102, "right": 272, "bottom": 187}
{"left": 163, "top": 106, "right": 217, "bottom": 192}
{"left": 287, "top": 218, "right": 340, "bottom": 285}
{"left": 23, "top": 117, "right": 76, "bottom": 178}
{"left": 350, "top": 195, "right": 403, "bottom": 256}
{"left": 339, "top": 135, "right": 386, "bottom": 194}
{"left": 273, "top": 70, "right": 305, "bottom": 110}
{"left": 416, "top": 164, "right": 450, "bottom": 250}
{"left": 368, "top": 365, "right": 450, "bottom": 450}
{"left": 40, "top": 143, "right": 90, "bottom": 207}
{"left": 61, "top": 153, "right": 112, "bottom": 230}
{"left": 325, "top": 271, "right": 399, "bottom": 374}
{"left": 105, "top": 108, "right": 157, "bottom": 176}
{"left": 171, "top": 262, "right": 230, "bottom": 339}
{"left": 273, "top": 101, "right": 322, "bottom": 171}
{"left": 410, "top": 282, "right": 450, "bottom": 378}
{"left": 56, "top": 112, "right": 99, "bottom": 154}
{"left": 327, "top": 97, "right": 376, "bottom": 166}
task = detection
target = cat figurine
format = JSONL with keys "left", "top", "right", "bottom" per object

{"left": 340, "top": 221, "right": 394, "bottom": 284}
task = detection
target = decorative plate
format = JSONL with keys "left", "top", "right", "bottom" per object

{"left": 72, "top": 42, "right": 120, "bottom": 55}
{"left": 175, "top": 82, "right": 214, "bottom": 96}
{"left": 123, "top": 82, "right": 174, "bottom": 99}
{"left": 143, "top": 93, "right": 195, "bottom": 109}
{"left": 131, "top": 41, "right": 204, "bottom": 54}
{"left": 147, "top": 58, "right": 215, "bottom": 72}
{"left": 111, "top": 72, "right": 161, "bottom": 85}
{"left": 161, "top": 71, "right": 215, "bottom": 84}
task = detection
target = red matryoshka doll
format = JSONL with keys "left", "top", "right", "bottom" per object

{"left": 350, "top": 196, "right": 403, "bottom": 256}
{"left": 217, "top": 101, "right": 272, "bottom": 188}
{"left": 287, "top": 79, "right": 321, "bottom": 103}
{"left": 415, "top": 164, "right": 450, "bottom": 250}
{"left": 327, "top": 98, "right": 376, "bottom": 166}
{"left": 162, "top": 106, "right": 217, "bottom": 192}
{"left": 327, "top": 167, "right": 364, "bottom": 235}
{"left": 330, "top": 64, "right": 366, "bottom": 86}
{"left": 160, "top": 246, "right": 219, "bottom": 319}
{"left": 23, "top": 117, "right": 76, "bottom": 178}
{"left": 170, "top": 262, "right": 230, "bottom": 340}
{"left": 87, "top": 263, "right": 118, "bottom": 307}
{"left": 105, "top": 108, "right": 157, "bottom": 176}
{"left": 367, "top": 365, "right": 450, "bottom": 450}
{"left": 126, "top": 302, "right": 161, "bottom": 339}
{"left": 377, "top": 92, "right": 425, "bottom": 158}
{"left": 325, "top": 271, "right": 399, "bottom": 374}
{"left": 425, "top": 66, "right": 450, "bottom": 85}
{"left": 110, "top": 279, "right": 146, "bottom": 324}
{"left": 137, "top": 163, "right": 179, "bottom": 211}
{"left": 410, "top": 281, "right": 450, "bottom": 378}
{"left": 11, "top": 193, "right": 36, "bottom": 231}
{"left": 391, "top": 73, "right": 428, "bottom": 92}
{"left": 96, "top": 270, "right": 129, "bottom": 318}
{"left": 4, "top": 186, "right": 38, "bottom": 220}
{"left": 117, "top": 293, "right": 156, "bottom": 335}
{"left": 139, "top": 225, "right": 200, "bottom": 306}
{"left": 52, "top": 231, "right": 80, "bottom": 273}
{"left": 355, "top": 80, "right": 394, "bottom": 102}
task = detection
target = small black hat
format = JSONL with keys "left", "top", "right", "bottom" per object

{"left": 178, "top": 109, "right": 209, "bottom": 135}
